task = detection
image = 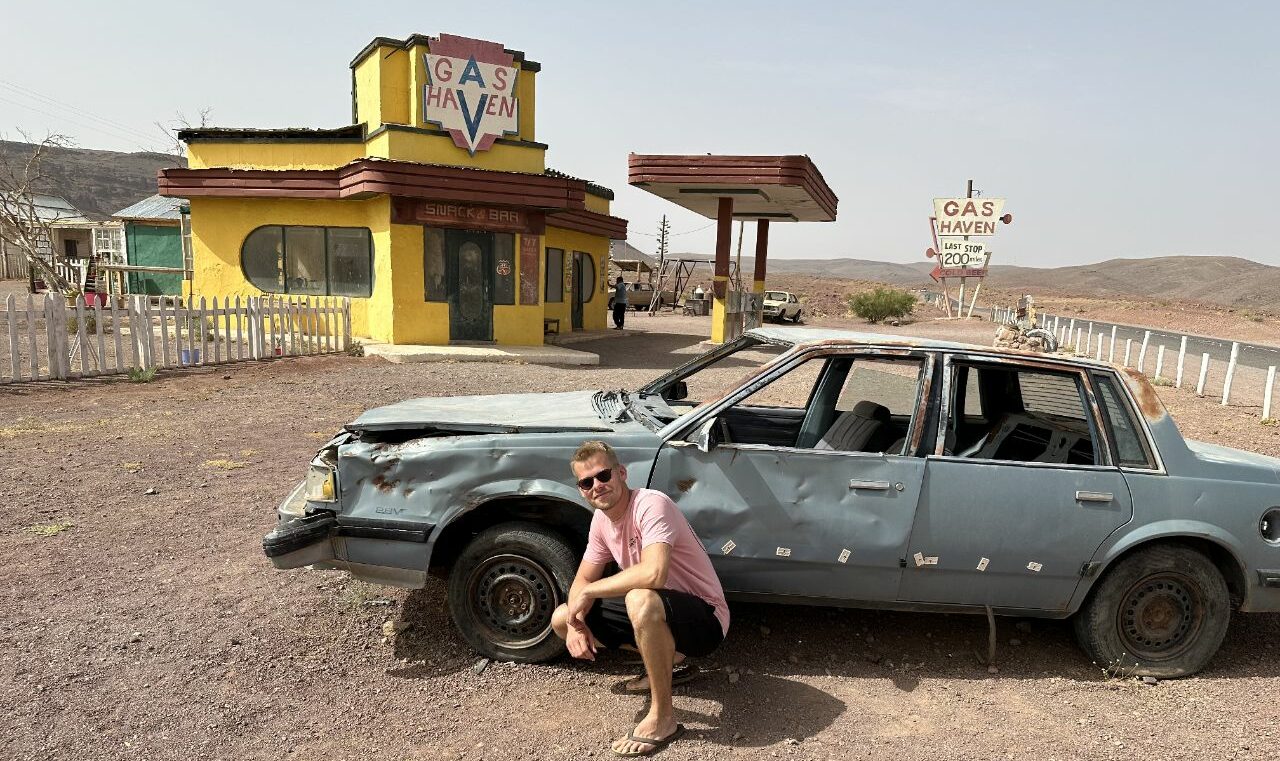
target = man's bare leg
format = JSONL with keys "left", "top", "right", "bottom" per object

{"left": 613, "top": 589, "right": 680, "bottom": 755}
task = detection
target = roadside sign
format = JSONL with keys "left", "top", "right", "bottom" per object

{"left": 938, "top": 238, "right": 987, "bottom": 270}
{"left": 933, "top": 198, "right": 1005, "bottom": 236}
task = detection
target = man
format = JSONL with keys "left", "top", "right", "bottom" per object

{"left": 553, "top": 441, "right": 729, "bottom": 757}
{"left": 612, "top": 276, "right": 628, "bottom": 329}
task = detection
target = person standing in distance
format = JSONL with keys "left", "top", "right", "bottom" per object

{"left": 612, "top": 276, "right": 628, "bottom": 329}
{"left": 552, "top": 441, "right": 729, "bottom": 757}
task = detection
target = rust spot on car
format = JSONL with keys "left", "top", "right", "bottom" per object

{"left": 372, "top": 474, "right": 401, "bottom": 493}
{"left": 1121, "top": 367, "right": 1165, "bottom": 419}
{"left": 677, "top": 478, "right": 696, "bottom": 493}
{"left": 403, "top": 487, "right": 415, "bottom": 497}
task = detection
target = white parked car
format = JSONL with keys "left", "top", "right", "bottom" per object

{"left": 763, "top": 290, "right": 802, "bottom": 322}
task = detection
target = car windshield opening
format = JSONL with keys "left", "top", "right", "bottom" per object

{"left": 635, "top": 336, "right": 790, "bottom": 423}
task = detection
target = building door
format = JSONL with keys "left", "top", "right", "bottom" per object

{"left": 571, "top": 251, "right": 593, "bottom": 331}
{"left": 446, "top": 230, "right": 494, "bottom": 342}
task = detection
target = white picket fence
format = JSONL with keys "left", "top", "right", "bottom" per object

{"left": 1, "top": 293, "right": 352, "bottom": 384}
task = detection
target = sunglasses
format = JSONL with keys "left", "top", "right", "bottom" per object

{"left": 576, "top": 468, "right": 614, "bottom": 491}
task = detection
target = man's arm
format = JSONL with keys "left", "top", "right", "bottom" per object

{"left": 565, "top": 559, "right": 608, "bottom": 660}
{"left": 581, "top": 542, "right": 671, "bottom": 600}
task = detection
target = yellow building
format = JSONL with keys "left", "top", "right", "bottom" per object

{"left": 159, "top": 33, "right": 627, "bottom": 345}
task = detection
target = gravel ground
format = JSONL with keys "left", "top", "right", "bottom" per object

{"left": 2, "top": 309, "right": 1278, "bottom": 761}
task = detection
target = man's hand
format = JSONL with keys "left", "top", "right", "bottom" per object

{"left": 565, "top": 625, "right": 597, "bottom": 661}
{"left": 567, "top": 586, "right": 593, "bottom": 631}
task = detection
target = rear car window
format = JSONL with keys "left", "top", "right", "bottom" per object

{"left": 1093, "top": 373, "right": 1155, "bottom": 468}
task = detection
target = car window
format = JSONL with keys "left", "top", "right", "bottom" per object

{"left": 948, "top": 363, "right": 1099, "bottom": 466}
{"left": 836, "top": 358, "right": 923, "bottom": 416}
{"left": 764, "top": 291, "right": 785, "bottom": 301}
{"left": 734, "top": 357, "right": 825, "bottom": 409}
{"left": 1093, "top": 373, "right": 1155, "bottom": 468}
{"left": 715, "top": 354, "right": 924, "bottom": 454}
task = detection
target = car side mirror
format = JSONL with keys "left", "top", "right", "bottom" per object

{"left": 668, "top": 381, "right": 689, "bottom": 401}
{"left": 694, "top": 417, "right": 718, "bottom": 453}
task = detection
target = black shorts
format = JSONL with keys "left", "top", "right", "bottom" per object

{"left": 585, "top": 589, "right": 723, "bottom": 658}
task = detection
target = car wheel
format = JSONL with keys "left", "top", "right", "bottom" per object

{"left": 447, "top": 522, "right": 578, "bottom": 663}
{"left": 1073, "top": 544, "right": 1230, "bottom": 678}
{"left": 791, "top": 309, "right": 803, "bottom": 324}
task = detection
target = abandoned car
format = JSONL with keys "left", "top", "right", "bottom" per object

{"left": 264, "top": 327, "right": 1280, "bottom": 677}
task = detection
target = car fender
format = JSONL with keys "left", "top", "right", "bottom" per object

{"left": 428, "top": 477, "right": 590, "bottom": 544}
{"left": 1070, "top": 519, "right": 1249, "bottom": 612}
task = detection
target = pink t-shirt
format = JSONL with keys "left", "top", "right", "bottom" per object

{"left": 584, "top": 488, "right": 730, "bottom": 636}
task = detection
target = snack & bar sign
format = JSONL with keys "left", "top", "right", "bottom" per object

{"left": 424, "top": 34, "right": 520, "bottom": 155}
{"left": 391, "top": 199, "right": 543, "bottom": 235}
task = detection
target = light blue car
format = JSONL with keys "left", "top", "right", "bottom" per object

{"left": 264, "top": 328, "right": 1280, "bottom": 677}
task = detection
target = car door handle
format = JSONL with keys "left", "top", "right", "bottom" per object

{"left": 850, "top": 479, "right": 891, "bottom": 491}
{"left": 1075, "top": 491, "right": 1114, "bottom": 503}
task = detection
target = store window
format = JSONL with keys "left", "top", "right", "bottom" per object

{"left": 242, "top": 225, "right": 372, "bottom": 297}
{"left": 545, "top": 248, "right": 564, "bottom": 302}
{"left": 424, "top": 227, "right": 446, "bottom": 301}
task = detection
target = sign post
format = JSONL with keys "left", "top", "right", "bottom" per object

{"left": 928, "top": 182, "right": 1010, "bottom": 319}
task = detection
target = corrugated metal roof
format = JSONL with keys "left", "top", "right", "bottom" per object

{"left": 0, "top": 193, "right": 92, "bottom": 224}
{"left": 113, "top": 194, "right": 186, "bottom": 221}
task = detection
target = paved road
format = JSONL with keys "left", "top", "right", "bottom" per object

{"left": 922, "top": 291, "right": 1280, "bottom": 373}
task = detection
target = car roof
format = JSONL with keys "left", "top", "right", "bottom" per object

{"left": 745, "top": 326, "right": 1115, "bottom": 370}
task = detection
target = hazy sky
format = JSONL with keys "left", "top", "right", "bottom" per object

{"left": 3, "top": 1, "right": 1276, "bottom": 268}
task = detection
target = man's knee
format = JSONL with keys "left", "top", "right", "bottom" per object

{"left": 624, "top": 588, "right": 665, "bottom": 628}
{"left": 551, "top": 603, "right": 570, "bottom": 639}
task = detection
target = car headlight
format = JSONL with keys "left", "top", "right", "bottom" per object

{"left": 304, "top": 464, "right": 337, "bottom": 503}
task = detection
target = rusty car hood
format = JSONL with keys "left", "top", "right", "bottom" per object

{"left": 348, "top": 390, "right": 618, "bottom": 434}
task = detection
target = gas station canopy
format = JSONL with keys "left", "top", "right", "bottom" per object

{"left": 627, "top": 154, "right": 837, "bottom": 222}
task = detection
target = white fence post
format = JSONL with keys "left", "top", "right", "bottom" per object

{"left": 5, "top": 294, "right": 18, "bottom": 381}
{"left": 1175, "top": 336, "right": 1187, "bottom": 388}
{"left": 1196, "top": 353, "right": 1210, "bottom": 397}
{"left": 1154, "top": 345, "right": 1165, "bottom": 381}
{"left": 1124, "top": 339, "right": 1132, "bottom": 367}
{"left": 1108, "top": 326, "right": 1117, "bottom": 363}
{"left": 1264, "top": 366, "right": 1276, "bottom": 421}
{"left": 1221, "top": 342, "right": 1240, "bottom": 406}
{"left": 26, "top": 293, "right": 38, "bottom": 381}
{"left": 1137, "top": 331, "right": 1150, "bottom": 374}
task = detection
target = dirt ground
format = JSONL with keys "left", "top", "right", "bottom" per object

{"left": 3, "top": 309, "right": 1278, "bottom": 761}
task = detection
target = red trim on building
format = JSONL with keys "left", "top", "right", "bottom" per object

{"left": 159, "top": 159, "right": 626, "bottom": 237}
{"left": 627, "top": 154, "right": 838, "bottom": 221}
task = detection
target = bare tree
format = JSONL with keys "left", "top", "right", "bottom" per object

{"left": 0, "top": 132, "right": 76, "bottom": 294}
{"left": 154, "top": 108, "right": 212, "bottom": 160}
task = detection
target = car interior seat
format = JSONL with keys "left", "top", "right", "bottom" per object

{"left": 814, "top": 401, "right": 891, "bottom": 452}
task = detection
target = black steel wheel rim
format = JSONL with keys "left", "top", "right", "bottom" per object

{"left": 1117, "top": 572, "right": 1204, "bottom": 661}
{"left": 466, "top": 553, "right": 559, "bottom": 649}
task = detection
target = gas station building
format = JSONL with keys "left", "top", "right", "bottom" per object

{"left": 159, "top": 33, "right": 627, "bottom": 346}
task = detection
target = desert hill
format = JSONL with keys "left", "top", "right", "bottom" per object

{"left": 748, "top": 255, "right": 1280, "bottom": 312}
{"left": 0, "top": 140, "right": 182, "bottom": 219}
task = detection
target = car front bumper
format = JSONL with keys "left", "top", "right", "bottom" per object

{"left": 262, "top": 482, "right": 431, "bottom": 588}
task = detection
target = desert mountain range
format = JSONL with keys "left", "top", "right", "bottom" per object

{"left": 2, "top": 140, "right": 1273, "bottom": 311}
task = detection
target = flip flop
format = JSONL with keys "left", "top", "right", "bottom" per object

{"left": 612, "top": 723, "right": 686, "bottom": 757}
{"left": 621, "top": 662, "right": 698, "bottom": 693}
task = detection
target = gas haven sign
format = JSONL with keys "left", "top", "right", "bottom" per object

{"left": 424, "top": 34, "right": 520, "bottom": 155}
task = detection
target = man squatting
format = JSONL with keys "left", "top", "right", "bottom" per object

{"left": 553, "top": 441, "right": 729, "bottom": 757}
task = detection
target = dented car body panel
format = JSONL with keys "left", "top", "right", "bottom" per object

{"left": 265, "top": 327, "right": 1280, "bottom": 622}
